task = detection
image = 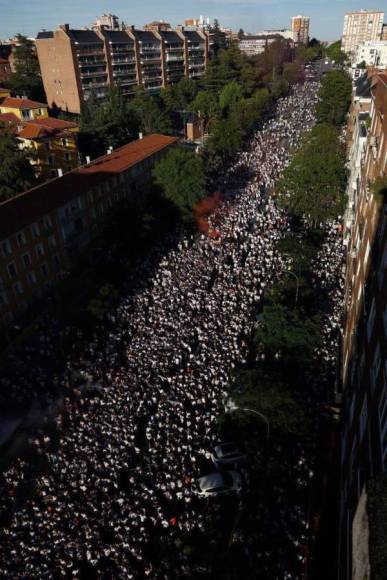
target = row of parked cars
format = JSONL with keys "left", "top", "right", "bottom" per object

{"left": 192, "top": 443, "right": 245, "bottom": 498}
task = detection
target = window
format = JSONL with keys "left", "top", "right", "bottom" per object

{"left": 16, "top": 231, "right": 26, "bottom": 247}
{"left": 7, "top": 262, "right": 17, "bottom": 278}
{"left": 41, "top": 263, "right": 49, "bottom": 277}
{"left": 379, "top": 386, "right": 387, "bottom": 470}
{"left": 27, "top": 270, "right": 37, "bottom": 285}
{"left": 13, "top": 281, "right": 23, "bottom": 295}
{"left": 30, "top": 223, "right": 40, "bottom": 239}
{"left": 65, "top": 152, "right": 72, "bottom": 162}
{"left": 22, "top": 253, "right": 31, "bottom": 267}
{"left": 48, "top": 235, "right": 57, "bottom": 249}
{"left": 48, "top": 155, "right": 55, "bottom": 168}
{"left": 36, "top": 243, "right": 45, "bottom": 258}
{"left": 0, "top": 289, "right": 8, "bottom": 305}
{"left": 370, "top": 344, "right": 381, "bottom": 392}
{"left": 359, "top": 397, "right": 368, "bottom": 440}
{"left": 367, "top": 299, "right": 376, "bottom": 342}
{"left": 1, "top": 239, "right": 12, "bottom": 257}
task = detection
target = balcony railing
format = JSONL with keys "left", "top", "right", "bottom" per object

{"left": 77, "top": 49, "right": 105, "bottom": 57}
{"left": 79, "top": 59, "right": 106, "bottom": 66}
{"left": 80, "top": 69, "right": 107, "bottom": 78}
{"left": 111, "top": 46, "right": 135, "bottom": 53}
{"left": 112, "top": 57, "right": 136, "bottom": 64}
{"left": 82, "top": 80, "right": 109, "bottom": 89}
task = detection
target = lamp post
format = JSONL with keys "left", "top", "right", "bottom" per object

{"left": 225, "top": 399, "right": 270, "bottom": 441}
{"left": 283, "top": 269, "right": 300, "bottom": 305}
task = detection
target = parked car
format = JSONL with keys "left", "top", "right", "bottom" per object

{"left": 211, "top": 442, "right": 246, "bottom": 468}
{"left": 192, "top": 470, "right": 242, "bottom": 497}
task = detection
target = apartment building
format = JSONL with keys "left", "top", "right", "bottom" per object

{"left": 341, "top": 10, "right": 384, "bottom": 61}
{"left": 291, "top": 15, "right": 310, "bottom": 45}
{"left": 0, "top": 134, "right": 177, "bottom": 325}
{"left": 36, "top": 23, "right": 209, "bottom": 114}
{"left": 338, "top": 72, "right": 387, "bottom": 580}
{"left": 257, "top": 29, "right": 293, "bottom": 41}
{"left": 238, "top": 34, "right": 282, "bottom": 56}
{"left": 354, "top": 40, "right": 387, "bottom": 69}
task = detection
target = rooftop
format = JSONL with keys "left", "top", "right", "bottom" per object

{"left": 0, "top": 134, "right": 177, "bottom": 240}
{"left": 0, "top": 97, "right": 48, "bottom": 110}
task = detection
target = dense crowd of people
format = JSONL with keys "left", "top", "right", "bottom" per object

{"left": 0, "top": 79, "right": 345, "bottom": 579}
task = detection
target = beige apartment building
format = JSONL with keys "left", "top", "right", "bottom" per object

{"left": 341, "top": 10, "right": 384, "bottom": 60}
{"left": 36, "top": 24, "right": 209, "bottom": 114}
{"left": 291, "top": 15, "right": 310, "bottom": 45}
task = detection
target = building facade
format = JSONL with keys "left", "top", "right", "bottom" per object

{"left": 341, "top": 10, "right": 384, "bottom": 61}
{"left": 291, "top": 15, "right": 310, "bottom": 45}
{"left": 36, "top": 24, "right": 209, "bottom": 114}
{"left": 354, "top": 40, "right": 387, "bottom": 69}
{"left": 0, "top": 134, "right": 177, "bottom": 324}
{"left": 257, "top": 29, "right": 294, "bottom": 41}
{"left": 238, "top": 34, "right": 282, "bottom": 56}
{"left": 0, "top": 57, "right": 11, "bottom": 83}
{"left": 0, "top": 97, "right": 79, "bottom": 180}
{"left": 338, "top": 72, "right": 387, "bottom": 580}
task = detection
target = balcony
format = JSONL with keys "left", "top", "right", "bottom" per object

{"left": 78, "top": 58, "right": 106, "bottom": 67}
{"left": 111, "top": 45, "right": 135, "bottom": 53}
{"left": 82, "top": 80, "right": 108, "bottom": 89}
{"left": 140, "top": 54, "right": 161, "bottom": 62}
{"left": 166, "top": 55, "right": 185, "bottom": 62}
{"left": 111, "top": 56, "right": 136, "bottom": 64}
{"left": 113, "top": 70, "right": 137, "bottom": 79}
{"left": 80, "top": 69, "right": 107, "bottom": 78}
{"left": 77, "top": 48, "right": 105, "bottom": 57}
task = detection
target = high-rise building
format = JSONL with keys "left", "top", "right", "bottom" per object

{"left": 291, "top": 15, "right": 310, "bottom": 45}
{"left": 94, "top": 14, "right": 120, "bottom": 31}
{"left": 35, "top": 24, "right": 209, "bottom": 114}
{"left": 338, "top": 71, "right": 387, "bottom": 580}
{"left": 341, "top": 10, "right": 384, "bottom": 60}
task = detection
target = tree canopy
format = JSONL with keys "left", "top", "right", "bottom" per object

{"left": 276, "top": 123, "right": 347, "bottom": 225}
{"left": 153, "top": 148, "right": 206, "bottom": 222}
{"left": 316, "top": 69, "right": 352, "bottom": 126}
{"left": 0, "top": 126, "right": 35, "bottom": 201}
{"left": 6, "top": 34, "right": 46, "bottom": 102}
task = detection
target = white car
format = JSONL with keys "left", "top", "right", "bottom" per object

{"left": 192, "top": 471, "right": 242, "bottom": 497}
{"left": 211, "top": 443, "right": 246, "bottom": 468}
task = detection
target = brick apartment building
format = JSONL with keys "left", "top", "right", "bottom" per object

{"left": 35, "top": 23, "right": 209, "bottom": 114}
{"left": 0, "top": 134, "right": 177, "bottom": 324}
{"left": 338, "top": 72, "right": 387, "bottom": 580}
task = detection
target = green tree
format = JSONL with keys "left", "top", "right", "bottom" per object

{"left": 231, "top": 370, "right": 308, "bottom": 437}
{"left": 316, "top": 70, "right": 352, "bottom": 126}
{"left": 0, "top": 126, "right": 35, "bottom": 201}
{"left": 219, "top": 81, "right": 243, "bottom": 114}
{"left": 254, "top": 303, "right": 321, "bottom": 366}
{"left": 153, "top": 148, "right": 206, "bottom": 222}
{"left": 78, "top": 87, "right": 139, "bottom": 159}
{"left": 189, "top": 90, "right": 220, "bottom": 131}
{"left": 206, "top": 116, "right": 243, "bottom": 158}
{"left": 6, "top": 34, "right": 45, "bottom": 102}
{"left": 129, "top": 88, "right": 172, "bottom": 135}
{"left": 277, "top": 123, "right": 347, "bottom": 224}
{"left": 325, "top": 40, "right": 348, "bottom": 65}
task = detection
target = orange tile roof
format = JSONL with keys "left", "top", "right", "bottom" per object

{"left": 0, "top": 134, "right": 178, "bottom": 240}
{"left": 17, "top": 123, "right": 47, "bottom": 139}
{"left": 0, "top": 96, "right": 48, "bottom": 110}
{"left": 0, "top": 112, "right": 19, "bottom": 125}
{"left": 31, "top": 117, "right": 78, "bottom": 130}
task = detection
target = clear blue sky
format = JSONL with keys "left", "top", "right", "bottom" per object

{"left": 0, "top": 0, "right": 384, "bottom": 42}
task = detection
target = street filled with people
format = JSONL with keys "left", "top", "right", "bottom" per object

{"left": 0, "top": 79, "right": 346, "bottom": 579}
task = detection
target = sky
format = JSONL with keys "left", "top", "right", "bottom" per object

{"left": 0, "top": 0, "right": 384, "bottom": 42}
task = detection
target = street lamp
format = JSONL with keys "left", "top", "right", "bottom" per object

{"left": 225, "top": 399, "right": 270, "bottom": 441}
{"left": 283, "top": 269, "right": 300, "bottom": 305}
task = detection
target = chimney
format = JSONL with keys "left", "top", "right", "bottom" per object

{"left": 58, "top": 168, "right": 63, "bottom": 177}
{"left": 139, "top": 132, "right": 144, "bottom": 140}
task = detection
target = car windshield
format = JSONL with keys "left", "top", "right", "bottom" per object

{"left": 222, "top": 472, "right": 233, "bottom": 487}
